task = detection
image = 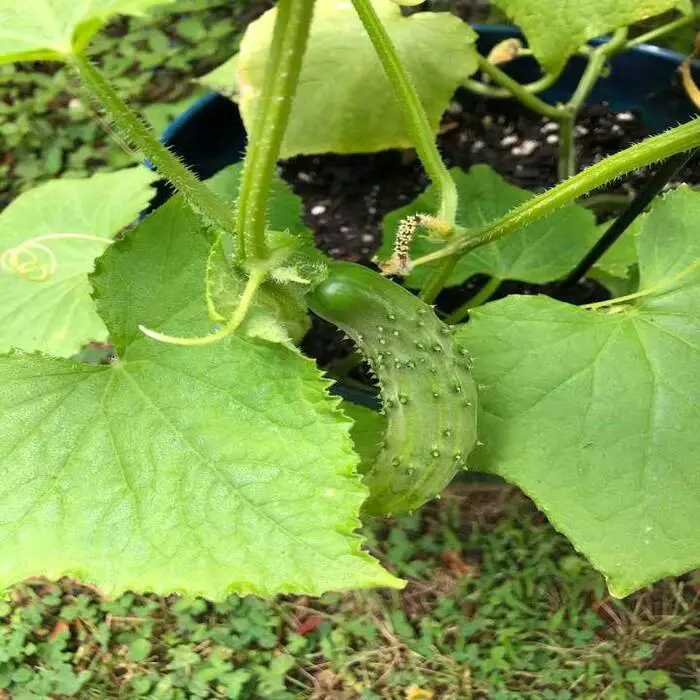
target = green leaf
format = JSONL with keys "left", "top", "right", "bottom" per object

{"left": 490, "top": 0, "right": 688, "bottom": 71}
{"left": 0, "top": 189, "right": 401, "bottom": 598}
{"left": 206, "top": 163, "right": 314, "bottom": 249}
{"left": 380, "top": 165, "right": 599, "bottom": 289}
{"left": 200, "top": 0, "right": 478, "bottom": 157}
{"left": 589, "top": 218, "right": 641, "bottom": 296}
{"left": 128, "top": 638, "right": 151, "bottom": 662}
{"left": 457, "top": 187, "right": 700, "bottom": 596}
{"left": 594, "top": 218, "right": 641, "bottom": 279}
{"left": 341, "top": 401, "right": 386, "bottom": 474}
{"left": 0, "top": 168, "right": 157, "bottom": 358}
{"left": 206, "top": 234, "right": 311, "bottom": 347}
{"left": 203, "top": 163, "right": 323, "bottom": 346}
{"left": 595, "top": 220, "right": 644, "bottom": 278}
{"left": 590, "top": 267, "right": 639, "bottom": 298}
{"left": 0, "top": 0, "right": 178, "bottom": 64}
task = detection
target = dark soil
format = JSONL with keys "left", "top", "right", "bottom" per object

{"left": 282, "top": 95, "right": 700, "bottom": 266}
{"left": 288, "top": 95, "right": 700, "bottom": 372}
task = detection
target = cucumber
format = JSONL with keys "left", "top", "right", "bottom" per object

{"left": 309, "top": 262, "right": 478, "bottom": 516}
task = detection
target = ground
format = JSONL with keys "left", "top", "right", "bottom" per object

{"left": 1, "top": 490, "right": 699, "bottom": 699}
{"left": 0, "top": 1, "right": 699, "bottom": 698}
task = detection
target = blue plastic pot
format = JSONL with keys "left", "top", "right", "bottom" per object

{"left": 477, "top": 26, "right": 699, "bottom": 131}
{"left": 153, "top": 24, "right": 699, "bottom": 208}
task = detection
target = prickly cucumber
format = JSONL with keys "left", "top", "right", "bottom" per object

{"left": 309, "top": 262, "right": 478, "bottom": 516}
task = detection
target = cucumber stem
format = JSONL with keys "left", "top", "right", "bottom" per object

{"left": 71, "top": 53, "right": 238, "bottom": 234}
{"left": 351, "top": 0, "right": 458, "bottom": 226}
{"left": 446, "top": 276, "right": 502, "bottom": 324}
{"left": 559, "top": 28, "right": 628, "bottom": 178}
{"left": 412, "top": 118, "right": 700, "bottom": 268}
{"left": 474, "top": 55, "right": 562, "bottom": 120}
{"left": 236, "top": 0, "right": 316, "bottom": 263}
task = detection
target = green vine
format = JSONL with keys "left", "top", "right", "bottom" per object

{"left": 462, "top": 67, "right": 561, "bottom": 99}
{"left": 558, "top": 28, "right": 629, "bottom": 177}
{"left": 139, "top": 267, "right": 267, "bottom": 346}
{"left": 446, "top": 276, "right": 502, "bottom": 324}
{"left": 473, "top": 55, "right": 562, "bottom": 120}
{"left": 236, "top": 0, "right": 316, "bottom": 263}
{"left": 351, "top": 0, "right": 458, "bottom": 227}
{"left": 70, "top": 54, "right": 238, "bottom": 236}
{"left": 351, "top": 0, "right": 463, "bottom": 305}
{"left": 465, "top": 28, "right": 631, "bottom": 180}
{"left": 412, "top": 118, "right": 700, "bottom": 268}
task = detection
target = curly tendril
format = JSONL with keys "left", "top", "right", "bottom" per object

{"left": 0, "top": 234, "right": 113, "bottom": 283}
{"left": 138, "top": 266, "right": 266, "bottom": 347}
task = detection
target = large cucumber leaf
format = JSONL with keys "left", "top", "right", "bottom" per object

{"left": 0, "top": 168, "right": 157, "bottom": 357}
{"left": 0, "top": 0, "right": 177, "bottom": 64}
{"left": 491, "top": 0, "right": 690, "bottom": 71}
{"left": 457, "top": 187, "right": 700, "bottom": 596}
{"left": 0, "top": 187, "right": 401, "bottom": 598}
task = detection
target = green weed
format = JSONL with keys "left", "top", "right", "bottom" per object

{"left": 0, "top": 0, "right": 257, "bottom": 209}
{"left": 0, "top": 489, "right": 697, "bottom": 699}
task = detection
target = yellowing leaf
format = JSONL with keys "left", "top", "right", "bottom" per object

{"left": 201, "top": 0, "right": 478, "bottom": 157}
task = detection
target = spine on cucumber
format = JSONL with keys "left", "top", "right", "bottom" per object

{"left": 308, "top": 262, "right": 478, "bottom": 517}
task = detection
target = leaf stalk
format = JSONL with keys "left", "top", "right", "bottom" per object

{"left": 70, "top": 53, "right": 238, "bottom": 235}
{"left": 351, "top": 0, "right": 458, "bottom": 226}
{"left": 412, "top": 118, "right": 700, "bottom": 268}
{"left": 236, "top": 0, "right": 316, "bottom": 263}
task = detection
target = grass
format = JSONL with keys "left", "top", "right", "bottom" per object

{"left": 0, "top": 0, "right": 262, "bottom": 209}
{"left": 1, "top": 1, "right": 700, "bottom": 698}
{"left": 0, "top": 488, "right": 698, "bottom": 699}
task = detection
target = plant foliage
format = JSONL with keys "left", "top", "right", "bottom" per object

{"left": 491, "top": 0, "right": 690, "bottom": 70}
{"left": 0, "top": 175, "right": 400, "bottom": 597}
{"left": 457, "top": 188, "right": 700, "bottom": 596}
{"left": 0, "top": 0, "right": 179, "bottom": 63}
{"left": 0, "top": 0, "right": 698, "bottom": 603}
{"left": 201, "top": 0, "right": 479, "bottom": 157}
{"left": 0, "top": 168, "right": 157, "bottom": 357}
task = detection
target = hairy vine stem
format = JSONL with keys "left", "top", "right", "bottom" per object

{"left": 236, "top": 0, "right": 316, "bottom": 263}
{"left": 558, "top": 28, "right": 629, "bottom": 178}
{"left": 70, "top": 53, "right": 239, "bottom": 235}
{"left": 466, "top": 29, "right": 629, "bottom": 180}
{"left": 351, "top": 0, "right": 457, "bottom": 227}
{"left": 351, "top": 0, "right": 462, "bottom": 304}
{"left": 419, "top": 257, "right": 459, "bottom": 305}
{"left": 412, "top": 118, "right": 700, "bottom": 268}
